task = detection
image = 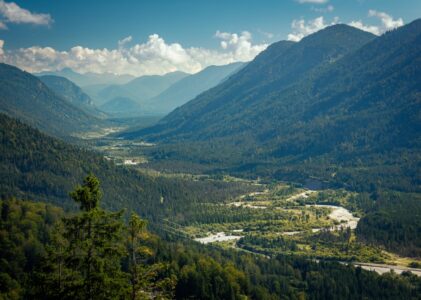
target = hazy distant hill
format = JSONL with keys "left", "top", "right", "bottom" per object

{"left": 144, "top": 62, "right": 245, "bottom": 114}
{"left": 85, "top": 71, "right": 189, "bottom": 106}
{"left": 39, "top": 75, "right": 106, "bottom": 118}
{"left": 124, "top": 21, "right": 421, "bottom": 191}
{"left": 34, "top": 67, "right": 135, "bottom": 87}
{"left": 0, "top": 63, "right": 100, "bottom": 137}
{"left": 99, "top": 96, "right": 142, "bottom": 116}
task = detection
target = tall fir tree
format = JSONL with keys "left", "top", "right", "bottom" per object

{"left": 43, "top": 174, "right": 129, "bottom": 299}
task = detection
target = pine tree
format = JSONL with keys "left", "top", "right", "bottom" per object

{"left": 43, "top": 174, "right": 129, "bottom": 299}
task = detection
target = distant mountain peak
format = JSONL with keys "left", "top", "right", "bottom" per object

{"left": 298, "top": 23, "right": 377, "bottom": 47}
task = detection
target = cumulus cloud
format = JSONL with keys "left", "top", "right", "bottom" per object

{"left": 369, "top": 10, "right": 404, "bottom": 30}
{"left": 0, "top": 31, "right": 268, "bottom": 76}
{"left": 297, "top": 0, "right": 328, "bottom": 4}
{"left": 348, "top": 10, "right": 404, "bottom": 35}
{"left": 348, "top": 20, "right": 381, "bottom": 35}
{"left": 287, "top": 10, "right": 404, "bottom": 41}
{"left": 0, "top": 0, "right": 52, "bottom": 27}
{"left": 118, "top": 36, "right": 132, "bottom": 48}
{"left": 287, "top": 16, "right": 336, "bottom": 41}
{"left": 215, "top": 31, "right": 268, "bottom": 61}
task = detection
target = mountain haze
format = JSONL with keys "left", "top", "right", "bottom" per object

{"left": 99, "top": 96, "right": 142, "bottom": 116}
{"left": 145, "top": 62, "right": 246, "bottom": 114}
{"left": 87, "top": 71, "right": 189, "bottom": 106}
{"left": 35, "top": 68, "right": 135, "bottom": 87}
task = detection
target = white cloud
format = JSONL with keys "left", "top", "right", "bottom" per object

{"left": 348, "top": 10, "right": 404, "bottom": 35}
{"left": 348, "top": 20, "right": 381, "bottom": 35}
{"left": 368, "top": 10, "right": 404, "bottom": 31}
{"left": 215, "top": 31, "right": 268, "bottom": 61}
{"left": 297, "top": 0, "right": 328, "bottom": 4}
{"left": 287, "top": 16, "right": 335, "bottom": 41}
{"left": 0, "top": 31, "right": 268, "bottom": 76}
{"left": 118, "top": 36, "right": 132, "bottom": 48}
{"left": 0, "top": 20, "right": 6, "bottom": 29}
{"left": 0, "top": 0, "right": 52, "bottom": 26}
{"left": 287, "top": 10, "right": 404, "bottom": 42}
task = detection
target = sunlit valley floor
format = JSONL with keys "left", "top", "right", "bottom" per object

{"left": 78, "top": 125, "right": 421, "bottom": 276}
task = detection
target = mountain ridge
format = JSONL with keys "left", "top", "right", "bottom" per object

{"left": 129, "top": 24, "right": 377, "bottom": 140}
{"left": 89, "top": 71, "right": 189, "bottom": 106}
{"left": 144, "top": 62, "right": 246, "bottom": 114}
{"left": 35, "top": 68, "right": 135, "bottom": 87}
{"left": 0, "top": 63, "right": 101, "bottom": 137}
{"left": 38, "top": 74, "right": 106, "bottom": 118}
{"left": 121, "top": 22, "right": 420, "bottom": 192}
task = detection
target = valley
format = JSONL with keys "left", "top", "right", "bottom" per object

{"left": 69, "top": 127, "right": 421, "bottom": 276}
{"left": 65, "top": 125, "right": 421, "bottom": 276}
{"left": 0, "top": 5, "right": 420, "bottom": 298}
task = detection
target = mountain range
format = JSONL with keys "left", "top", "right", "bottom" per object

{"left": 84, "top": 71, "right": 189, "bottom": 106}
{"left": 123, "top": 20, "right": 421, "bottom": 192}
{"left": 84, "top": 63, "right": 246, "bottom": 116}
{"left": 34, "top": 68, "right": 135, "bottom": 87}
{"left": 143, "top": 62, "right": 245, "bottom": 114}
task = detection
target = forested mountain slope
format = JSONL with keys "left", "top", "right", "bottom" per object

{"left": 125, "top": 21, "right": 421, "bottom": 192}
{"left": 0, "top": 63, "right": 101, "bottom": 137}
{"left": 133, "top": 24, "right": 376, "bottom": 140}
{"left": 38, "top": 75, "right": 106, "bottom": 118}
{"left": 0, "top": 113, "right": 254, "bottom": 217}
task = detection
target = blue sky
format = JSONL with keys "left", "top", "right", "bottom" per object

{"left": 0, "top": 0, "right": 419, "bottom": 76}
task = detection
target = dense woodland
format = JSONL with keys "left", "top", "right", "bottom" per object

{"left": 0, "top": 111, "right": 420, "bottom": 298}
{"left": 356, "top": 191, "right": 421, "bottom": 257}
{"left": 0, "top": 113, "right": 256, "bottom": 217}
{"left": 2, "top": 176, "right": 421, "bottom": 300}
{"left": 2, "top": 111, "right": 421, "bottom": 259}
